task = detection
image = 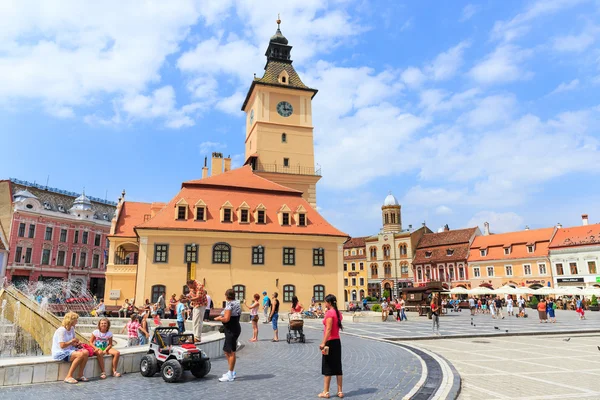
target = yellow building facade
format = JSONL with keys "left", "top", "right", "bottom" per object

{"left": 343, "top": 237, "right": 368, "bottom": 303}
{"left": 104, "top": 21, "right": 347, "bottom": 308}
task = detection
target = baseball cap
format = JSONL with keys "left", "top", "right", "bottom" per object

{"left": 262, "top": 291, "right": 267, "bottom": 295}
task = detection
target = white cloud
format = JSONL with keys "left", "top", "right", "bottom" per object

{"left": 401, "top": 67, "right": 426, "bottom": 88}
{"left": 469, "top": 45, "right": 532, "bottom": 84}
{"left": 553, "top": 32, "right": 596, "bottom": 52}
{"left": 215, "top": 92, "right": 246, "bottom": 115}
{"left": 403, "top": 186, "right": 466, "bottom": 207}
{"left": 435, "top": 205, "right": 453, "bottom": 215}
{"left": 121, "top": 86, "right": 199, "bottom": 128}
{"left": 199, "top": 141, "right": 226, "bottom": 155}
{"left": 461, "top": 94, "right": 516, "bottom": 127}
{"left": 419, "top": 88, "right": 481, "bottom": 115}
{"left": 426, "top": 41, "right": 470, "bottom": 81}
{"left": 468, "top": 211, "right": 525, "bottom": 233}
{"left": 460, "top": 4, "right": 479, "bottom": 22}
{"left": 491, "top": 0, "right": 586, "bottom": 42}
{"left": 400, "top": 18, "right": 414, "bottom": 32}
{"left": 549, "top": 79, "right": 580, "bottom": 95}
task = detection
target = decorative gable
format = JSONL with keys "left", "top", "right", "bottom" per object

{"left": 220, "top": 201, "right": 234, "bottom": 223}
{"left": 254, "top": 203, "right": 267, "bottom": 224}
{"left": 194, "top": 199, "right": 207, "bottom": 221}
{"left": 294, "top": 204, "right": 308, "bottom": 227}
{"left": 174, "top": 198, "right": 189, "bottom": 220}
{"left": 237, "top": 201, "right": 251, "bottom": 224}
{"left": 278, "top": 204, "right": 292, "bottom": 226}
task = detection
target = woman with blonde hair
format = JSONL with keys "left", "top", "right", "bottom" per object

{"left": 51, "top": 311, "right": 89, "bottom": 384}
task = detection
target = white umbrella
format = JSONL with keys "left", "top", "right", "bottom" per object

{"left": 468, "top": 287, "right": 493, "bottom": 295}
{"left": 450, "top": 287, "right": 469, "bottom": 294}
{"left": 580, "top": 288, "right": 600, "bottom": 297}
{"left": 532, "top": 287, "right": 556, "bottom": 296}
{"left": 558, "top": 287, "right": 584, "bottom": 296}
{"left": 492, "top": 284, "right": 519, "bottom": 295}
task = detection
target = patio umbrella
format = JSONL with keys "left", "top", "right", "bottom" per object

{"left": 450, "top": 287, "right": 469, "bottom": 295}
{"left": 580, "top": 288, "right": 600, "bottom": 297}
{"left": 468, "top": 287, "right": 493, "bottom": 295}
{"left": 532, "top": 287, "right": 556, "bottom": 296}
{"left": 558, "top": 287, "right": 584, "bottom": 296}
{"left": 492, "top": 284, "right": 519, "bottom": 295}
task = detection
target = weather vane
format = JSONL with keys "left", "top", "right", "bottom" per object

{"left": 277, "top": 13, "right": 281, "bottom": 28}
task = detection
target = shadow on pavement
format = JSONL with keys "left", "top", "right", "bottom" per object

{"left": 234, "top": 373, "right": 275, "bottom": 381}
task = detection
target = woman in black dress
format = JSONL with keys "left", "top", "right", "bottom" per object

{"left": 319, "top": 294, "right": 343, "bottom": 398}
{"left": 215, "top": 288, "right": 241, "bottom": 382}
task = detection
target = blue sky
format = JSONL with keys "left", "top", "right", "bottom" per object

{"left": 1, "top": 0, "right": 599, "bottom": 237}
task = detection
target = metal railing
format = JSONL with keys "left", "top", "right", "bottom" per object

{"left": 253, "top": 163, "right": 321, "bottom": 176}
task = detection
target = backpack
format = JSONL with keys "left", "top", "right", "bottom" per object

{"left": 266, "top": 298, "right": 272, "bottom": 308}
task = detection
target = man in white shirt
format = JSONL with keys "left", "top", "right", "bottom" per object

{"left": 469, "top": 296, "right": 475, "bottom": 316}
{"left": 381, "top": 299, "right": 389, "bottom": 322}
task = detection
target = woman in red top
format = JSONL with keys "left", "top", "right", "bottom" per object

{"left": 431, "top": 295, "right": 440, "bottom": 335}
{"left": 318, "top": 294, "right": 344, "bottom": 399}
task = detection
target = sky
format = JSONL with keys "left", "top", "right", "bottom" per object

{"left": 0, "top": 0, "right": 599, "bottom": 237}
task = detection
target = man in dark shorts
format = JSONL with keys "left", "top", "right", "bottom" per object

{"left": 215, "top": 289, "right": 241, "bottom": 382}
{"left": 495, "top": 296, "right": 504, "bottom": 319}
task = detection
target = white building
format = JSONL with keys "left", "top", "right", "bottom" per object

{"left": 549, "top": 214, "right": 600, "bottom": 288}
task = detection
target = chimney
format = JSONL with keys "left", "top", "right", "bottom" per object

{"left": 582, "top": 214, "right": 589, "bottom": 226}
{"left": 224, "top": 155, "right": 232, "bottom": 173}
{"left": 202, "top": 157, "right": 208, "bottom": 179}
{"left": 483, "top": 222, "right": 490, "bottom": 236}
{"left": 150, "top": 202, "right": 166, "bottom": 218}
{"left": 211, "top": 152, "right": 224, "bottom": 176}
{"left": 443, "top": 224, "right": 449, "bottom": 232}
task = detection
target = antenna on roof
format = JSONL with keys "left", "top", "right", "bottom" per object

{"left": 45, "top": 175, "right": 50, "bottom": 190}
{"left": 204, "top": 157, "right": 207, "bottom": 167}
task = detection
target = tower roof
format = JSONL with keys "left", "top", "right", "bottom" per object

{"left": 383, "top": 193, "right": 399, "bottom": 206}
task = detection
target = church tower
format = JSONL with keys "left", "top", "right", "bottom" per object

{"left": 382, "top": 193, "right": 402, "bottom": 233}
{"left": 241, "top": 17, "right": 320, "bottom": 208}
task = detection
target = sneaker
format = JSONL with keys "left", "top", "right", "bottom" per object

{"left": 219, "top": 373, "right": 234, "bottom": 382}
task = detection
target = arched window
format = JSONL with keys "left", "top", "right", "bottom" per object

{"left": 344, "top": 290, "right": 348, "bottom": 302}
{"left": 212, "top": 243, "right": 231, "bottom": 264}
{"left": 371, "top": 263, "right": 378, "bottom": 277}
{"left": 283, "top": 284, "right": 295, "bottom": 302}
{"left": 351, "top": 290, "right": 357, "bottom": 301}
{"left": 282, "top": 76, "right": 286, "bottom": 83}
{"left": 282, "top": 133, "right": 287, "bottom": 143}
{"left": 151, "top": 284, "right": 165, "bottom": 303}
{"left": 417, "top": 268, "right": 423, "bottom": 281}
{"left": 384, "top": 262, "right": 392, "bottom": 277}
{"left": 383, "top": 245, "right": 390, "bottom": 259}
{"left": 233, "top": 284, "right": 245, "bottom": 301}
{"left": 359, "top": 289, "right": 365, "bottom": 300}
{"left": 313, "top": 285, "right": 325, "bottom": 302}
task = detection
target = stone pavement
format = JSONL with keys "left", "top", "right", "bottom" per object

{"left": 310, "top": 309, "right": 600, "bottom": 340}
{"left": 412, "top": 333, "right": 600, "bottom": 400}
{"left": 0, "top": 321, "right": 424, "bottom": 400}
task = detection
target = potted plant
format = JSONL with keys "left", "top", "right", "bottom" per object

{"left": 589, "top": 295, "right": 599, "bottom": 311}
{"left": 529, "top": 296, "right": 539, "bottom": 310}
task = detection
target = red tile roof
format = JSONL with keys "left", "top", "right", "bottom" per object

{"left": 416, "top": 227, "right": 478, "bottom": 249}
{"left": 413, "top": 228, "right": 478, "bottom": 265}
{"left": 136, "top": 167, "right": 347, "bottom": 238}
{"left": 469, "top": 227, "right": 554, "bottom": 261}
{"left": 549, "top": 223, "right": 600, "bottom": 248}
{"left": 344, "top": 237, "right": 367, "bottom": 249}
{"left": 113, "top": 201, "right": 153, "bottom": 237}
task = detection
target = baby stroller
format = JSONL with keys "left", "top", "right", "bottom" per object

{"left": 287, "top": 312, "right": 305, "bottom": 343}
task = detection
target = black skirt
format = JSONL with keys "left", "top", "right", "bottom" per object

{"left": 321, "top": 339, "right": 343, "bottom": 376}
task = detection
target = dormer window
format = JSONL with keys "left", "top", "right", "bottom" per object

{"left": 425, "top": 251, "right": 432, "bottom": 258}
{"left": 103, "top": 213, "right": 109, "bottom": 220}
{"left": 237, "top": 201, "right": 250, "bottom": 224}
{"left": 194, "top": 199, "right": 207, "bottom": 221}
{"left": 43, "top": 201, "right": 52, "bottom": 210}
{"left": 298, "top": 214, "right": 306, "bottom": 226}
{"left": 278, "top": 70, "right": 289, "bottom": 85}
{"left": 282, "top": 213, "right": 290, "bottom": 225}
{"left": 221, "top": 201, "right": 233, "bottom": 223}
{"left": 295, "top": 205, "right": 307, "bottom": 227}
{"left": 58, "top": 204, "right": 65, "bottom": 212}
{"left": 446, "top": 249, "right": 454, "bottom": 256}
{"left": 177, "top": 206, "right": 186, "bottom": 220}
{"left": 255, "top": 203, "right": 267, "bottom": 224}
{"left": 480, "top": 249, "right": 487, "bottom": 257}
{"left": 278, "top": 204, "right": 292, "bottom": 226}
{"left": 527, "top": 245, "right": 535, "bottom": 253}
{"left": 504, "top": 247, "right": 511, "bottom": 255}
{"left": 174, "top": 198, "right": 189, "bottom": 220}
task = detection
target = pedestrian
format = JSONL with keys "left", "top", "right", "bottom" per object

{"left": 506, "top": 295, "right": 514, "bottom": 316}
{"left": 94, "top": 298, "right": 106, "bottom": 317}
{"left": 155, "top": 291, "right": 166, "bottom": 318}
{"left": 495, "top": 296, "right": 504, "bottom": 319}
{"left": 400, "top": 296, "right": 407, "bottom": 321}
{"left": 215, "top": 288, "right": 242, "bottom": 382}
{"left": 118, "top": 299, "right": 130, "bottom": 318}
{"left": 431, "top": 295, "right": 440, "bottom": 335}
{"left": 547, "top": 297, "right": 556, "bottom": 323}
{"left": 262, "top": 291, "right": 271, "bottom": 324}
{"left": 244, "top": 293, "right": 260, "bottom": 342}
{"left": 187, "top": 279, "right": 208, "bottom": 343}
{"left": 537, "top": 297, "right": 548, "bottom": 323}
{"left": 381, "top": 298, "right": 389, "bottom": 322}
{"left": 469, "top": 296, "right": 475, "bottom": 316}
{"left": 477, "top": 298, "right": 482, "bottom": 314}
{"left": 176, "top": 296, "right": 187, "bottom": 334}
{"left": 362, "top": 297, "right": 368, "bottom": 311}
{"left": 576, "top": 296, "right": 586, "bottom": 320}
{"left": 318, "top": 294, "right": 343, "bottom": 399}
{"left": 204, "top": 293, "right": 213, "bottom": 322}
{"left": 138, "top": 312, "right": 150, "bottom": 345}
{"left": 123, "top": 314, "right": 145, "bottom": 347}
{"left": 489, "top": 298, "right": 496, "bottom": 319}
{"left": 168, "top": 294, "right": 177, "bottom": 319}
{"left": 518, "top": 296, "right": 526, "bottom": 316}
{"left": 395, "top": 298, "right": 401, "bottom": 321}
{"left": 269, "top": 292, "right": 280, "bottom": 342}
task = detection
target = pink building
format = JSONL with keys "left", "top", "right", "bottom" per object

{"left": 1, "top": 179, "right": 115, "bottom": 297}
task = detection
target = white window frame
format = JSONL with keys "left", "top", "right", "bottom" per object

{"left": 473, "top": 266, "right": 480, "bottom": 278}
{"left": 523, "top": 264, "right": 532, "bottom": 276}
{"left": 480, "top": 249, "right": 487, "bottom": 257}
{"left": 504, "top": 247, "right": 511, "bottom": 255}
{"left": 555, "top": 262, "right": 564, "bottom": 276}
{"left": 587, "top": 260, "right": 597, "bottom": 275}
{"left": 527, "top": 245, "right": 535, "bottom": 253}
{"left": 538, "top": 262, "right": 547, "bottom": 275}
{"left": 505, "top": 265, "right": 513, "bottom": 276}
{"left": 486, "top": 266, "right": 494, "bottom": 277}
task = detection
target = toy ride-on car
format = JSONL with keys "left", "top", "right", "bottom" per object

{"left": 140, "top": 326, "right": 211, "bottom": 383}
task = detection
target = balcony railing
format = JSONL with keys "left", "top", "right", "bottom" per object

{"left": 253, "top": 163, "right": 321, "bottom": 176}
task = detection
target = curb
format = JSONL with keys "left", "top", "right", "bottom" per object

{"left": 383, "top": 328, "right": 600, "bottom": 342}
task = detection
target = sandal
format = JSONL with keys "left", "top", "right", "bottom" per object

{"left": 113, "top": 371, "right": 122, "bottom": 377}
{"left": 100, "top": 372, "right": 107, "bottom": 379}
{"left": 318, "top": 392, "right": 330, "bottom": 398}
{"left": 64, "top": 377, "right": 78, "bottom": 384}
{"left": 78, "top": 376, "right": 89, "bottom": 382}
{"left": 337, "top": 392, "right": 344, "bottom": 398}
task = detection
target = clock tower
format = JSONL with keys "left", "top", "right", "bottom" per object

{"left": 241, "top": 18, "right": 321, "bottom": 208}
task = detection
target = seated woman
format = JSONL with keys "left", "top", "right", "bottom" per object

{"left": 90, "top": 318, "right": 121, "bottom": 378}
{"left": 52, "top": 311, "right": 89, "bottom": 384}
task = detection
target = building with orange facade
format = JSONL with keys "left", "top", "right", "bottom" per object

{"left": 343, "top": 237, "right": 368, "bottom": 303}
{"left": 468, "top": 226, "right": 556, "bottom": 290}
{"left": 412, "top": 226, "right": 480, "bottom": 289}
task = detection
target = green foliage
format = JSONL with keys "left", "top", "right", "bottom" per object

{"left": 371, "top": 304, "right": 382, "bottom": 312}
{"left": 382, "top": 290, "right": 391, "bottom": 300}
{"left": 529, "top": 296, "right": 539, "bottom": 308}
{"left": 366, "top": 296, "right": 378, "bottom": 302}
{"left": 591, "top": 295, "right": 598, "bottom": 306}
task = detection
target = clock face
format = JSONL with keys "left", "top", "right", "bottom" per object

{"left": 276, "top": 101, "right": 293, "bottom": 117}
{"left": 250, "top": 109, "right": 254, "bottom": 125}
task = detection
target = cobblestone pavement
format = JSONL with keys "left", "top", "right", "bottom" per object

{"left": 413, "top": 333, "right": 600, "bottom": 400}
{"left": 308, "top": 309, "right": 600, "bottom": 340}
{"left": 0, "top": 321, "right": 423, "bottom": 400}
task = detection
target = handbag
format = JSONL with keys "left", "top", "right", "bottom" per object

{"left": 78, "top": 343, "right": 95, "bottom": 357}
{"left": 322, "top": 346, "right": 329, "bottom": 355}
